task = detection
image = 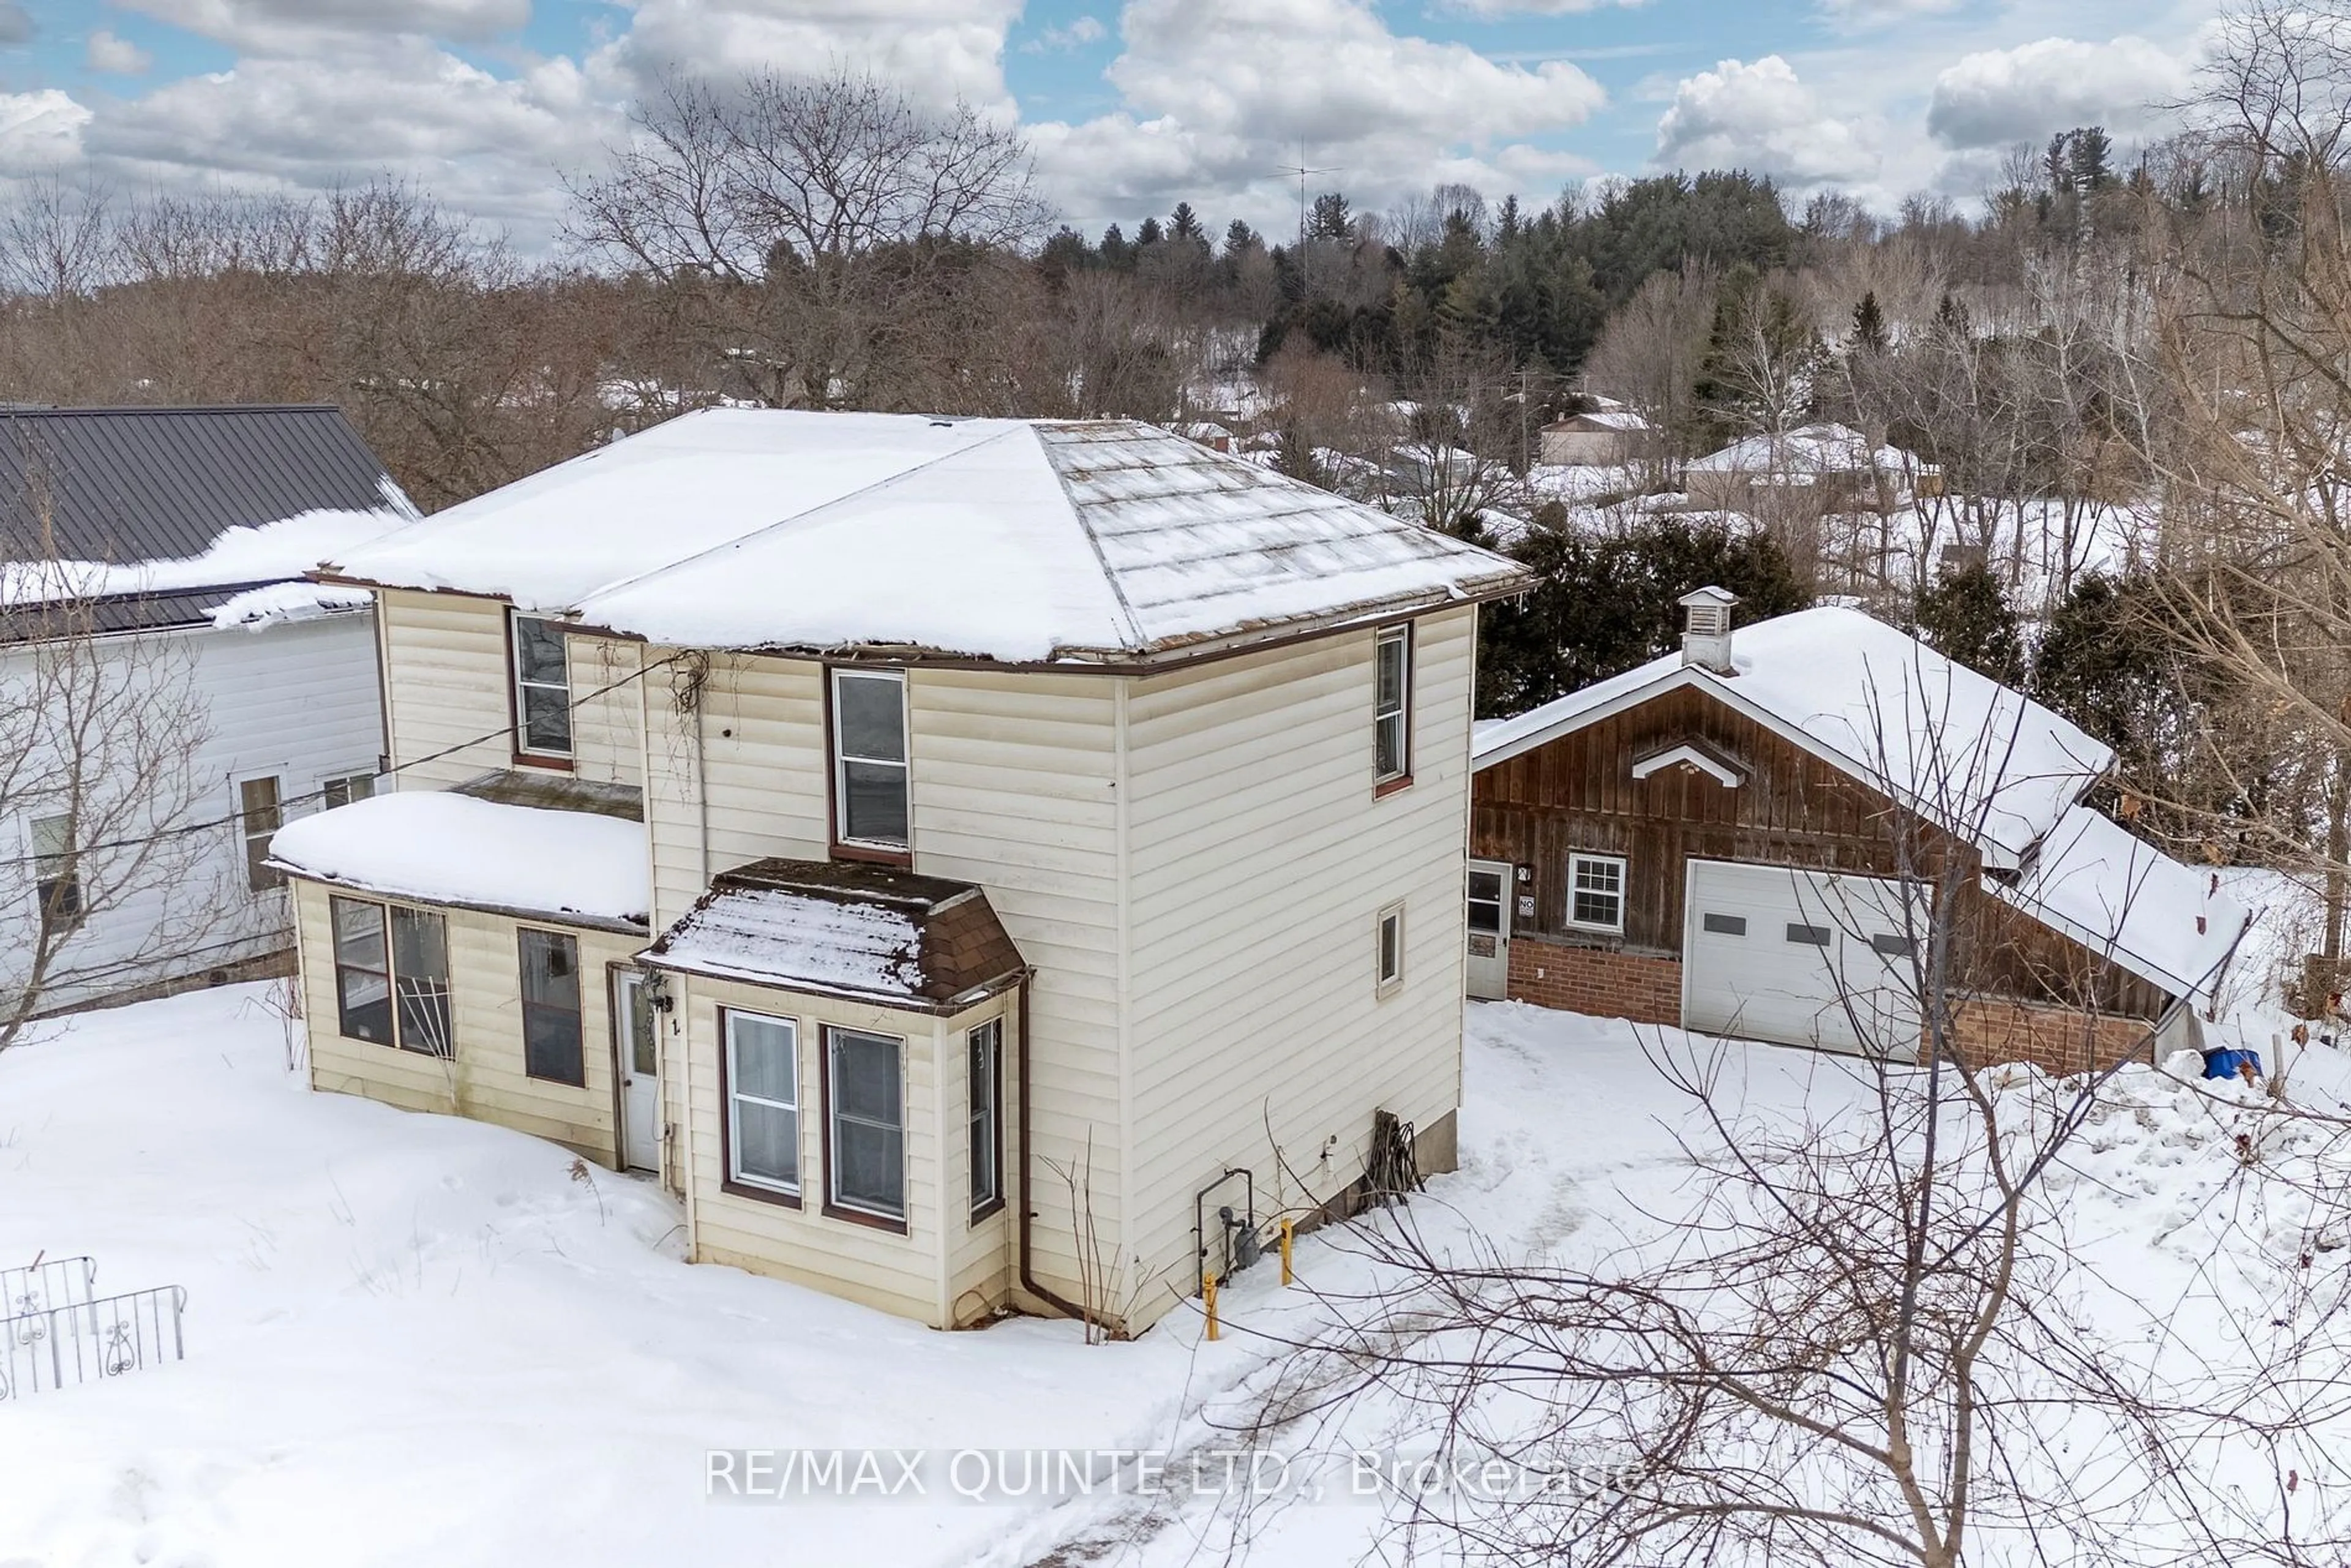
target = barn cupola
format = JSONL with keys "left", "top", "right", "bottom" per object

{"left": 1679, "top": 585, "right": 1739, "bottom": 674}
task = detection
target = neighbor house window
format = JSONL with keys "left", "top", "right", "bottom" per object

{"left": 329, "top": 896, "right": 452, "bottom": 1054}
{"left": 1376, "top": 902, "right": 1405, "bottom": 994}
{"left": 1373, "top": 625, "right": 1412, "bottom": 786}
{"left": 725, "top": 1010, "right": 801, "bottom": 1198}
{"left": 29, "top": 813, "right": 80, "bottom": 940}
{"left": 511, "top": 612, "right": 573, "bottom": 759}
{"left": 329, "top": 896, "right": 393, "bottom": 1045}
{"left": 831, "top": 668, "right": 909, "bottom": 852}
{"left": 240, "top": 776, "right": 284, "bottom": 891}
{"left": 321, "top": 773, "right": 377, "bottom": 809}
{"left": 1568, "top": 853, "right": 1627, "bottom": 934}
{"left": 969, "top": 1018, "right": 1003, "bottom": 1220}
{"left": 827, "top": 1026, "right": 906, "bottom": 1223}
{"left": 391, "top": 907, "right": 453, "bottom": 1056}
{"left": 517, "top": 928, "right": 584, "bottom": 1086}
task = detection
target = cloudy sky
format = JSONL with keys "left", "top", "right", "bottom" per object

{"left": 0, "top": 0, "right": 2226, "bottom": 246}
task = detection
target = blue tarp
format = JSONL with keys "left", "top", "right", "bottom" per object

{"left": 2202, "top": 1048, "right": 2263, "bottom": 1081}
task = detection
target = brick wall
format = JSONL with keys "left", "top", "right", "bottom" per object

{"left": 1506, "top": 935, "right": 1682, "bottom": 1026}
{"left": 1938, "top": 996, "right": 2156, "bottom": 1076}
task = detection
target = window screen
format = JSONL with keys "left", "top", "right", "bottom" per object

{"left": 832, "top": 669, "right": 909, "bottom": 849}
{"left": 518, "top": 929, "right": 584, "bottom": 1085}
{"left": 330, "top": 896, "right": 393, "bottom": 1045}
{"left": 727, "top": 1011, "right": 800, "bottom": 1195}
{"left": 828, "top": 1027, "right": 906, "bottom": 1219}
{"left": 511, "top": 613, "right": 573, "bottom": 757}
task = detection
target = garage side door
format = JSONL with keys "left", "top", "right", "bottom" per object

{"left": 1681, "top": 860, "right": 1921, "bottom": 1059}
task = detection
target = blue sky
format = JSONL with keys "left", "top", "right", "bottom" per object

{"left": 0, "top": 1, "right": 2225, "bottom": 244}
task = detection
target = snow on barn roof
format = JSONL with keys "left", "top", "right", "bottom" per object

{"left": 1473, "top": 604, "right": 2114, "bottom": 869}
{"left": 268, "top": 792, "right": 650, "bottom": 931}
{"left": 1992, "top": 804, "right": 2251, "bottom": 1007}
{"left": 1685, "top": 422, "right": 1927, "bottom": 476}
{"left": 323, "top": 409, "right": 1530, "bottom": 664}
{"left": 1547, "top": 409, "right": 1651, "bottom": 433}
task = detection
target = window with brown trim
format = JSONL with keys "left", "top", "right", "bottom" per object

{"left": 330, "top": 896, "right": 394, "bottom": 1045}
{"left": 517, "top": 928, "right": 584, "bottom": 1085}
{"left": 830, "top": 667, "right": 909, "bottom": 853}
{"left": 510, "top": 610, "right": 574, "bottom": 760}
{"left": 969, "top": 1018, "right": 1003, "bottom": 1221}
{"left": 725, "top": 1009, "right": 801, "bottom": 1199}
{"left": 1376, "top": 901, "right": 1405, "bottom": 994}
{"left": 1373, "top": 625, "right": 1412, "bottom": 787}
{"left": 330, "top": 896, "right": 452, "bottom": 1055}
{"left": 825, "top": 1024, "right": 906, "bottom": 1225}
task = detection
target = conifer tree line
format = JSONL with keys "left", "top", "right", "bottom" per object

{"left": 0, "top": 1, "right": 2348, "bottom": 969}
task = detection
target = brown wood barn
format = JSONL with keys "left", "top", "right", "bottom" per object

{"left": 1466, "top": 591, "right": 2250, "bottom": 1075}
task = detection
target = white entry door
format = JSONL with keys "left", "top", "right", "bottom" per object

{"left": 1466, "top": 860, "right": 1512, "bottom": 1000}
{"left": 1681, "top": 860, "right": 1921, "bottom": 1059}
{"left": 613, "top": 969, "right": 661, "bottom": 1174}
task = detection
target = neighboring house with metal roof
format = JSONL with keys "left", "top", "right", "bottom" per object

{"left": 1, "top": 405, "right": 417, "bottom": 1016}
{"left": 1466, "top": 591, "right": 2249, "bottom": 1076}
{"left": 269, "top": 407, "right": 1533, "bottom": 1334}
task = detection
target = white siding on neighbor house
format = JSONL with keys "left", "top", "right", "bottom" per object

{"left": 377, "top": 589, "right": 643, "bottom": 793}
{"left": 294, "top": 877, "right": 638, "bottom": 1163}
{"left": 1118, "top": 606, "right": 1477, "bottom": 1327}
{"left": 669, "top": 972, "right": 1006, "bottom": 1327}
{"left": 3, "top": 608, "right": 385, "bottom": 1013}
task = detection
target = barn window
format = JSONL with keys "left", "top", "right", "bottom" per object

{"left": 1373, "top": 625, "right": 1412, "bottom": 786}
{"left": 1567, "top": 853, "right": 1626, "bottom": 934}
{"left": 517, "top": 928, "right": 585, "bottom": 1086}
{"left": 510, "top": 612, "right": 574, "bottom": 759}
{"left": 831, "top": 668, "right": 910, "bottom": 853}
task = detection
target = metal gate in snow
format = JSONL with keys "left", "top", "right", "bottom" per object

{"left": 0, "top": 1256, "right": 187, "bottom": 1401}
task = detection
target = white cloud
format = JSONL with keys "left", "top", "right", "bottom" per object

{"left": 606, "top": 0, "right": 1021, "bottom": 114}
{"left": 1022, "top": 15, "right": 1104, "bottom": 53}
{"left": 1445, "top": 0, "right": 1647, "bottom": 17}
{"left": 1813, "top": 0, "right": 1962, "bottom": 26}
{"left": 87, "top": 30, "right": 155, "bottom": 75}
{"left": 1654, "top": 55, "right": 1879, "bottom": 187}
{"left": 0, "top": 89, "right": 91, "bottom": 172}
{"left": 118, "top": 0, "right": 527, "bottom": 48}
{"left": 1927, "top": 35, "right": 2196, "bottom": 150}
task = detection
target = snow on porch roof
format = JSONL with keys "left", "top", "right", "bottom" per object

{"left": 1474, "top": 605, "right": 2115, "bottom": 869}
{"left": 643, "top": 859, "right": 1025, "bottom": 1012}
{"left": 321, "top": 408, "right": 1532, "bottom": 664}
{"left": 1992, "top": 803, "right": 2252, "bottom": 1007}
{"left": 268, "top": 792, "right": 650, "bottom": 931}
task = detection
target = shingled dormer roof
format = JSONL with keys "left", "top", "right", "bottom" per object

{"left": 323, "top": 408, "right": 1532, "bottom": 666}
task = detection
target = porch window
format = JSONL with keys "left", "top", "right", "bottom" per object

{"left": 725, "top": 1011, "right": 800, "bottom": 1198}
{"left": 240, "top": 776, "right": 284, "bottom": 891}
{"left": 29, "top": 813, "right": 80, "bottom": 939}
{"left": 969, "top": 1018, "right": 1003, "bottom": 1220}
{"left": 329, "top": 896, "right": 394, "bottom": 1045}
{"left": 1376, "top": 902, "right": 1405, "bottom": 993}
{"left": 511, "top": 612, "right": 573, "bottom": 759}
{"left": 1568, "top": 853, "right": 1627, "bottom": 934}
{"left": 827, "top": 1026, "right": 906, "bottom": 1223}
{"left": 321, "top": 773, "right": 377, "bottom": 809}
{"left": 517, "top": 928, "right": 584, "bottom": 1086}
{"left": 1373, "top": 625, "right": 1412, "bottom": 786}
{"left": 391, "top": 907, "right": 454, "bottom": 1057}
{"left": 831, "top": 668, "right": 909, "bottom": 852}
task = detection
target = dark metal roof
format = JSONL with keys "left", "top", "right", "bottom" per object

{"left": 0, "top": 405, "right": 402, "bottom": 566}
{"left": 0, "top": 580, "right": 271, "bottom": 643}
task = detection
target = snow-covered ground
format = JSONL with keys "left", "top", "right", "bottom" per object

{"left": 2, "top": 985, "right": 2344, "bottom": 1564}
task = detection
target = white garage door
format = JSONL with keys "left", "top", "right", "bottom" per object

{"left": 1681, "top": 860, "right": 1922, "bottom": 1059}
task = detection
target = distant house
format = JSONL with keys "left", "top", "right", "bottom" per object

{"left": 1467, "top": 590, "right": 2247, "bottom": 1075}
{"left": 1682, "top": 422, "right": 1940, "bottom": 512}
{"left": 1, "top": 405, "right": 414, "bottom": 1015}
{"left": 270, "top": 408, "right": 1531, "bottom": 1333}
{"left": 1539, "top": 407, "right": 1653, "bottom": 467}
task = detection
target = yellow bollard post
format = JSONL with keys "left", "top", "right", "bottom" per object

{"left": 1280, "top": 1217, "right": 1295, "bottom": 1287}
{"left": 1202, "top": 1272, "right": 1220, "bottom": 1341}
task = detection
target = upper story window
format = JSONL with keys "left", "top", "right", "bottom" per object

{"left": 510, "top": 611, "right": 573, "bottom": 760}
{"left": 1374, "top": 625, "right": 1412, "bottom": 787}
{"left": 831, "top": 668, "right": 909, "bottom": 853}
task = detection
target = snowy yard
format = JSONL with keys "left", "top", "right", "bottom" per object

{"left": 0, "top": 985, "right": 2340, "bottom": 1565}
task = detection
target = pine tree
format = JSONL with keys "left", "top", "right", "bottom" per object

{"left": 1223, "top": 218, "right": 1260, "bottom": 258}
{"left": 1910, "top": 561, "right": 2025, "bottom": 686}
{"left": 1136, "top": 216, "right": 1164, "bottom": 247}
{"left": 1308, "top": 192, "right": 1354, "bottom": 241}
{"left": 2067, "top": 126, "right": 2115, "bottom": 192}
{"left": 1168, "top": 202, "right": 1205, "bottom": 244}
{"left": 1850, "top": 290, "right": 1889, "bottom": 354}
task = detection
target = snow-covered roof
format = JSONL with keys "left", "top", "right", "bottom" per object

{"left": 1685, "top": 422, "right": 1926, "bottom": 476}
{"left": 4, "top": 498, "right": 415, "bottom": 610}
{"left": 269, "top": 792, "right": 650, "bottom": 931}
{"left": 1473, "top": 605, "right": 2113, "bottom": 869}
{"left": 324, "top": 409, "right": 1529, "bottom": 664}
{"left": 642, "top": 858, "right": 1024, "bottom": 1011}
{"left": 1548, "top": 409, "right": 1651, "bottom": 433}
{"left": 1992, "top": 804, "right": 2252, "bottom": 1007}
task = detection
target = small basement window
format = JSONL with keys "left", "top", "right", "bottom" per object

{"left": 240, "top": 776, "right": 285, "bottom": 891}
{"left": 517, "top": 928, "right": 585, "bottom": 1086}
{"left": 511, "top": 612, "right": 574, "bottom": 760}
{"left": 831, "top": 668, "right": 909, "bottom": 852}
{"left": 1376, "top": 902, "right": 1405, "bottom": 994}
{"left": 1567, "top": 853, "right": 1626, "bottom": 934}
{"left": 29, "top": 813, "right": 80, "bottom": 939}
{"left": 1373, "top": 625, "right": 1412, "bottom": 786}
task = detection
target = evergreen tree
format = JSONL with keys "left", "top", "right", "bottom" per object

{"left": 1136, "top": 216, "right": 1164, "bottom": 246}
{"left": 1168, "top": 202, "right": 1205, "bottom": 246}
{"left": 1849, "top": 290, "right": 1889, "bottom": 354}
{"left": 1223, "top": 217, "right": 1260, "bottom": 259}
{"left": 2067, "top": 127, "right": 2115, "bottom": 191}
{"left": 1098, "top": 223, "right": 1134, "bottom": 270}
{"left": 1910, "top": 561, "right": 2025, "bottom": 686}
{"left": 1308, "top": 192, "right": 1354, "bottom": 241}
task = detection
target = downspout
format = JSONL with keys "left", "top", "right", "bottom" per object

{"left": 1014, "top": 972, "right": 1090, "bottom": 1324}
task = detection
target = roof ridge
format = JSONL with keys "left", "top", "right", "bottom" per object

{"left": 567, "top": 422, "right": 1034, "bottom": 616}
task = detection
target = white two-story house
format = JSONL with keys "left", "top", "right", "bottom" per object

{"left": 269, "top": 409, "right": 1530, "bottom": 1334}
